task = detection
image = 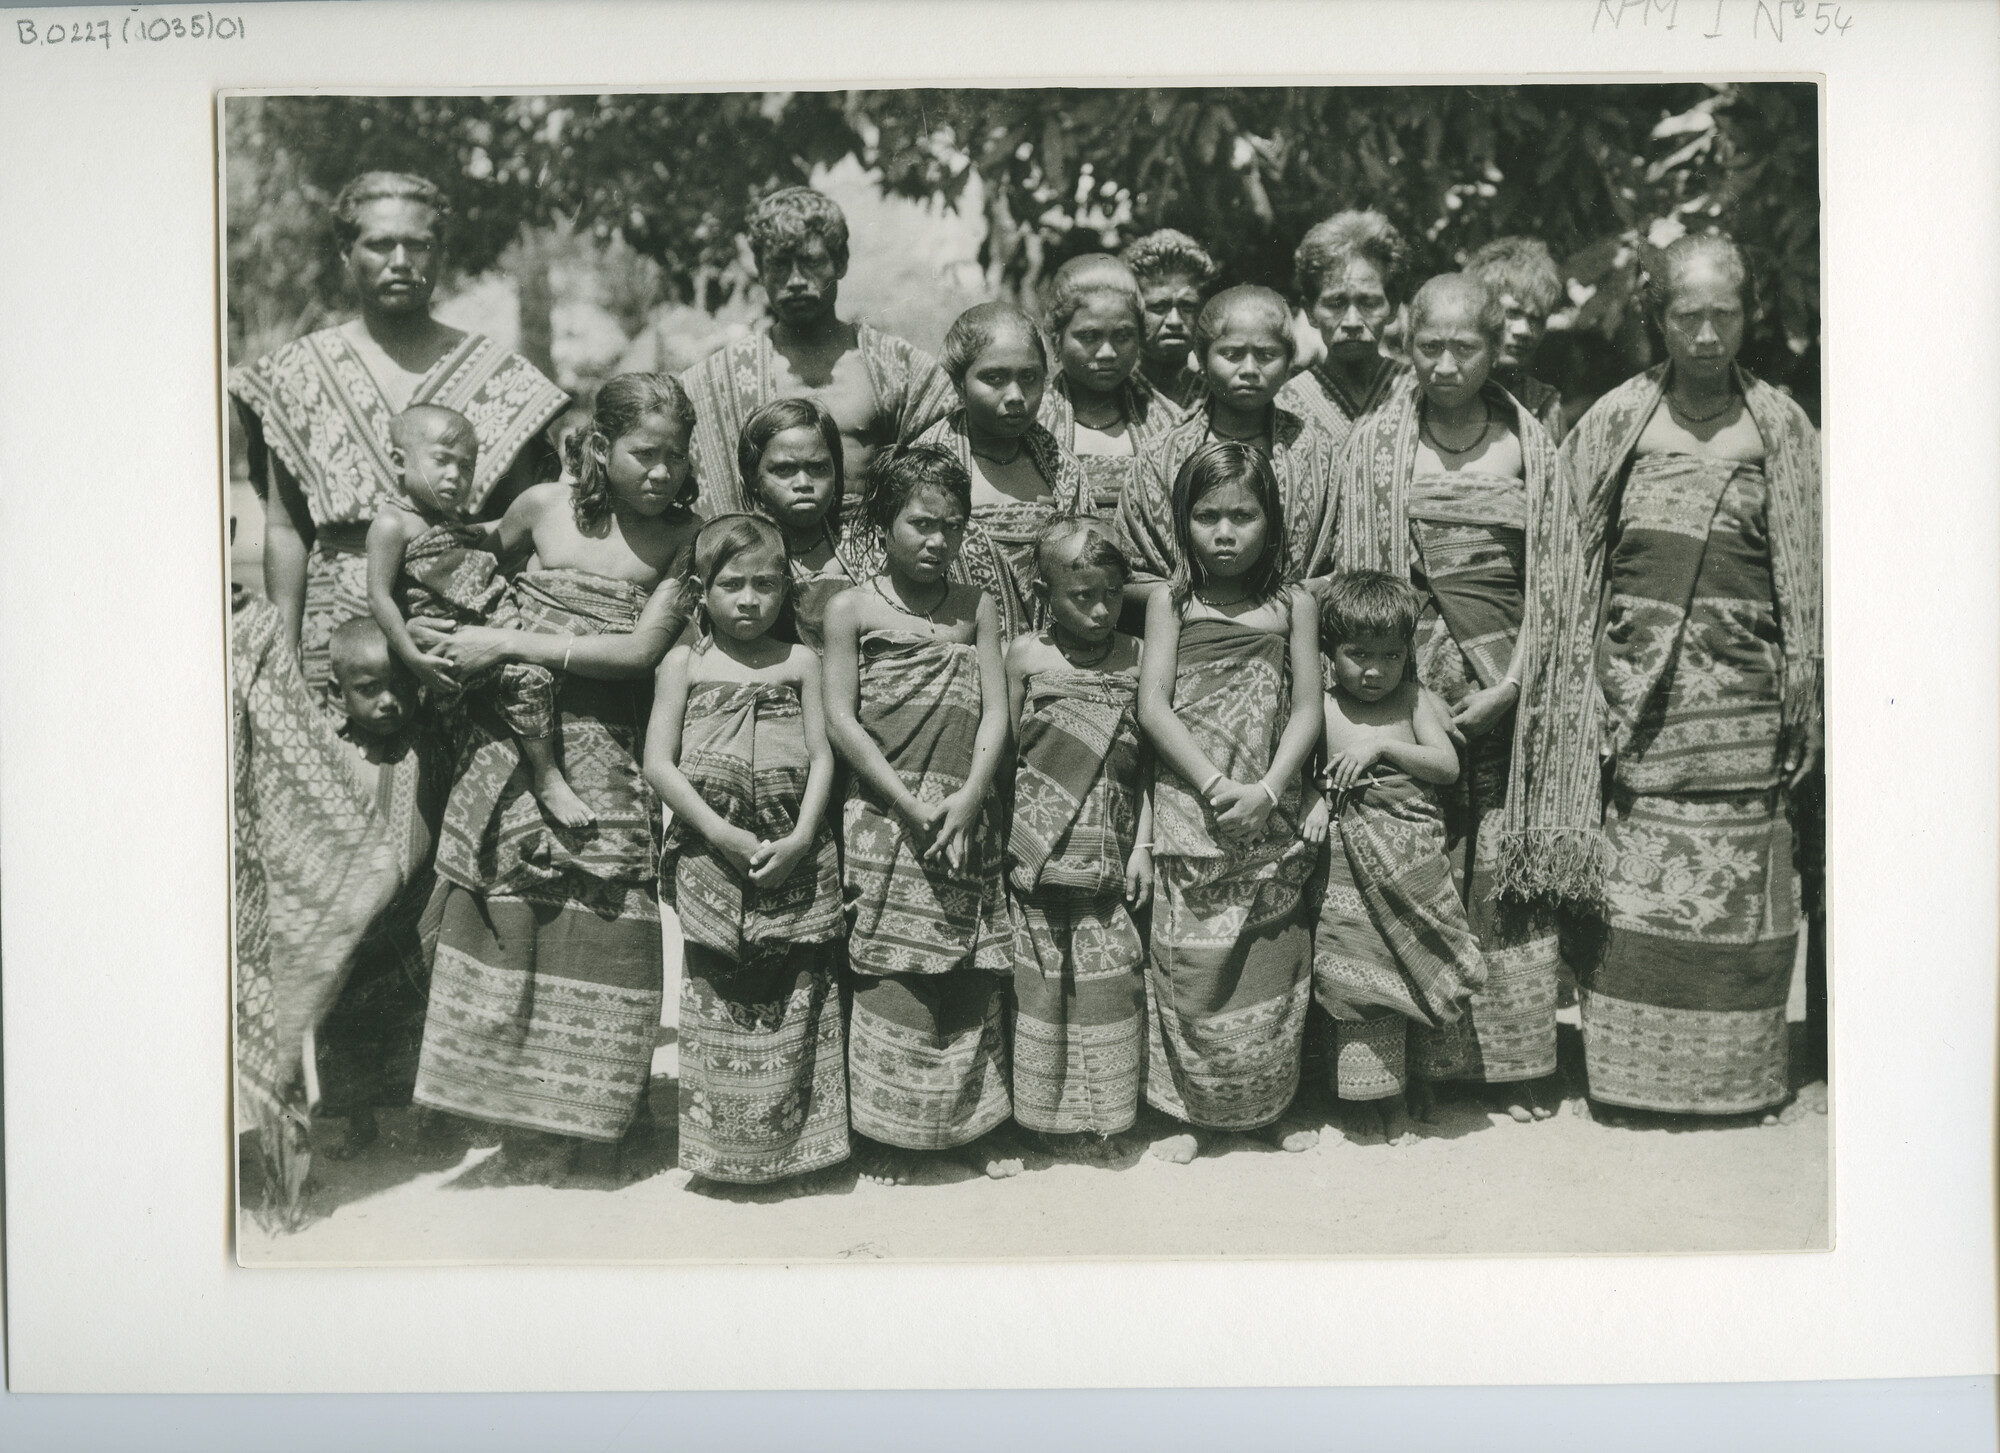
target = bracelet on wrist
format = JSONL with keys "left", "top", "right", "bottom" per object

{"left": 1256, "top": 781, "right": 1280, "bottom": 809}
{"left": 1200, "top": 771, "right": 1224, "bottom": 795}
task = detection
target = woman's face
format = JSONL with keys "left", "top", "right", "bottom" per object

{"left": 1409, "top": 296, "right": 1495, "bottom": 411}
{"left": 704, "top": 539, "right": 788, "bottom": 643}
{"left": 1661, "top": 258, "right": 1745, "bottom": 383}
{"left": 1057, "top": 293, "right": 1142, "bottom": 397}
{"left": 958, "top": 330, "right": 1046, "bottom": 440}
{"left": 885, "top": 484, "right": 967, "bottom": 585}
{"left": 754, "top": 425, "right": 838, "bottom": 532}
{"left": 599, "top": 410, "right": 693, "bottom": 517}
{"left": 1187, "top": 478, "right": 1269, "bottom": 584}
{"left": 1310, "top": 256, "right": 1394, "bottom": 364}
{"left": 1200, "top": 313, "right": 1292, "bottom": 414}
{"left": 344, "top": 198, "right": 442, "bottom": 317}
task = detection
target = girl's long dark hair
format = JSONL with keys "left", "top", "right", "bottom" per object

{"left": 1168, "top": 440, "right": 1288, "bottom": 611}
{"left": 561, "top": 372, "right": 700, "bottom": 531}
{"left": 686, "top": 512, "right": 789, "bottom": 646}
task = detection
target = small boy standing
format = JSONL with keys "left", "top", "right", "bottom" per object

{"left": 365, "top": 403, "right": 592, "bottom": 828}
{"left": 1304, "top": 571, "right": 1486, "bottom": 1145}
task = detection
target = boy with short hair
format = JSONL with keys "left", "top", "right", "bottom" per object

{"left": 1303, "top": 570, "right": 1486, "bottom": 1145}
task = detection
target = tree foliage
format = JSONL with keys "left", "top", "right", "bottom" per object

{"left": 228, "top": 84, "right": 1819, "bottom": 413}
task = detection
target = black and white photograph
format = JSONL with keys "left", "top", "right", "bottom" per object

{"left": 222, "top": 81, "right": 1827, "bottom": 1265}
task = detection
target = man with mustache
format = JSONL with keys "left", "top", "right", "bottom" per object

{"left": 680, "top": 186, "right": 957, "bottom": 523}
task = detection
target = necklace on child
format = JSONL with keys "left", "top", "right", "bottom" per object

{"left": 873, "top": 574, "right": 947, "bottom": 626}
{"left": 1054, "top": 630, "right": 1115, "bottom": 669}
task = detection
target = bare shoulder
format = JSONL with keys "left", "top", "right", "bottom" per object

{"left": 784, "top": 642, "right": 822, "bottom": 685}
{"left": 514, "top": 480, "right": 570, "bottom": 517}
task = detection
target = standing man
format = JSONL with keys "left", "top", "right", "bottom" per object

{"left": 1119, "top": 228, "right": 1220, "bottom": 414}
{"left": 1465, "top": 235, "right": 1569, "bottom": 442}
{"left": 230, "top": 171, "right": 567, "bottom": 709}
{"left": 680, "top": 186, "right": 957, "bottom": 522}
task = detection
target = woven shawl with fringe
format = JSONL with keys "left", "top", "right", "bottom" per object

{"left": 1565, "top": 362, "right": 1823, "bottom": 758}
{"left": 1334, "top": 371, "right": 1604, "bottom": 903}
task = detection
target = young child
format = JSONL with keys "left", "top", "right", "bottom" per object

{"left": 313, "top": 616, "right": 453, "bottom": 1161}
{"left": 1135, "top": 440, "right": 1323, "bottom": 1163}
{"left": 644, "top": 514, "right": 847, "bottom": 1190}
{"left": 365, "top": 403, "right": 592, "bottom": 828}
{"left": 821, "top": 444, "right": 1015, "bottom": 1184}
{"left": 1303, "top": 570, "right": 1486, "bottom": 1146}
{"left": 737, "top": 396, "right": 855, "bottom": 652}
{"left": 916, "top": 301, "right": 1087, "bottom": 642}
{"left": 1003, "top": 516, "right": 1151, "bottom": 1146}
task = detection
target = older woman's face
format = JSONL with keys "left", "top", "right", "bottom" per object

{"left": 1661, "top": 258, "right": 1745, "bottom": 382}
{"left": 1310, "top": 256, "right": 1395, "bottom": 363}
{"left": 345, "top": 198, "right": 441, "bottom": 317}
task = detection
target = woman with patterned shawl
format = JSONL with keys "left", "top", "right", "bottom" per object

{"left": 647, "top": 516, "right": 848, "bottom": 1187}
{"left": 1332, "top": 273, "right": 1601, "bottom": 1121}
{"left": 914, "top": 302, "right": 1088, "bottom": 644}
{"left": 229, "top": 172, "right": 566, "bottom": 712}
{"left": 1564, "top": 234, "right": 1821, "bottom": 1122}
{"left": 1116, "top": 287, "right": 1343, "bottom": 607}
{"left": 1003, "top": 518, "right": 1154, "bottom": 1140}
{"left": 679, "top": 187, "right": 957, "bottom": 521}
{"left": 1277, "top": 211, "right": 1414, "bottom": 455}
{"left": 1137, "top": 443, "right": 1325, "bottom": 1160}
{"left": 232, "top": 589, "right": 401, "bottom": 1232}
{"left": 1037, "top": 254, "right": 1189, "bottom": 521}
{"left": 408, "top": 374, "right": 702, "bottom": 1185}
{"left": 823, "top": 445, "right": 1017, "bottom": 1182}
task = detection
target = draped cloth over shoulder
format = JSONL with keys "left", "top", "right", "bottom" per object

{"left": 231, "top": 591, "right": 401, "bottom": 1231}
{"left": 1007, "top": 667, "right": 1146, "bottom": 1135}
{"left": 227, "top": 327, "right": 566, "bottom": 707}
{"left": 414, "top": 569, "right": 666, "bottom": 1144}
{"left": 679, "top": 321, "right": 958, "bottom": 518}
{"left": 914, "top": 409, "right": 1088, "bottom": 643}
{"left": 1147, "top": 614, "right": 1314, "bottom": 1130}
{"left": 1115, "top": 403, "right": 1341, "bottom": 595}
{"left": 1311, "top": 767, "right": 1487, "bottom": 1100}
{"left": 1564, "top": 364, "right": 1821, "bottom": 1115}
{"left": 1039, "top": 370, "right": 1188, "bottom": 519}
{"left": 1277, "top": 356, "right": 1408, "bottom": 455}
{"left": 663, "top": 679, "right": 848, "bottom": 1183}
{"left": 1335, "top": 375, "right": 1583, "bottom": 1083}
{"left": 844, "top": 631, "right": 1012, "bottom": 1149}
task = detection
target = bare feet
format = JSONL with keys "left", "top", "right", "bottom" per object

{"left": 1407, "top": 1079, "right": 1437, "bottom": 1125}
{"left": 966, "top": 1128, "right": 1026, "bottom": 1179}
{"left": 854, "top": 1140, "right": 918, "bottom": 1186}
{"left": 1778, "top": 1080, "right": 1828, "bottom": 1124}
{"left": 1376, "top": 1098, "right": 1425, "bottom": 1147}
{"left": 1150, "top": 1131, "right": 1201, "bottom": 1164}
{"left": 532, "top": 772, "right": 595, "bottom": 829}
{"left": 319, "top": 1108, "right": 378, "bottom": 1161}
{"left": 1262, "top": 1123, "right": 1319, "bottom": 1153}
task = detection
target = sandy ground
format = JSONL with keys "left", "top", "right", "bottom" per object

{"left": 242, "top": 905, "right": 1828, "bottom": 1266}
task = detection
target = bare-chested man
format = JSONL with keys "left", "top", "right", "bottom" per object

{"left": 679, "top": 186, "right": 956, "bottom": 524}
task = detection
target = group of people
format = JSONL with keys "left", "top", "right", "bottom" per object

{"left": 229, "top": 169, "right": 1821, "bottom": 1213}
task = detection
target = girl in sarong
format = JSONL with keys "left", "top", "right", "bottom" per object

{"left": 646, "top": 515, "right": 847, "bottom": 1188}
{"left": 1116, "top": 286, "right": 1342, "bottom": 608}
{"left": 1564, "top": 234, "right": 1822, "bottom": 1124}
{"left": 915, "top": 302, "right": 1087, "bottom": 642}
{"left": 1004, "top": 516, "right": 1152, "bottom": 1143}
{"left": 409, "top": 373, "right": 702, "bottom": 1186}
{"left": 1302, "top": 571, "right": 1485, "bottom": 1145}
{"left": 1136, "top": 441, "right": 1324, "bottom": 1161}
{"left": 739, "top": 396, "right": 861, "bottom": 653}
{"left": 823, "top": 444, "right": 1017, "bottom": 1182}
{"left": 1038, "top": 255, "right": 1184, "bottom": 522}
{"left": 1333, "top": 272, "right": 1594, "bottom": 1122}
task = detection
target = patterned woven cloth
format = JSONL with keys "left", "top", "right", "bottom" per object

{"left": 1006, "top": 667, "right": 1146, "bottom": 1135}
